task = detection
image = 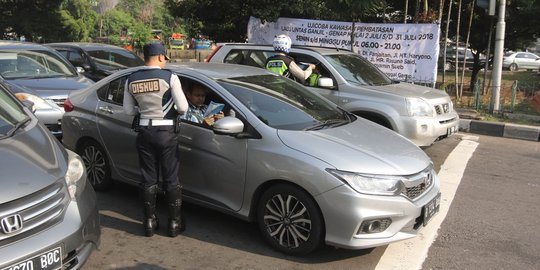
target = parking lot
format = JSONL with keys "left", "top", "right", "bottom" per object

{"left": 83, "top": 134, "right": 446, "bottom": 269}
{"left": 81, "top": 134, "right": 540, "bottom": 270}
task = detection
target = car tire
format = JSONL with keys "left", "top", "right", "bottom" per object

{"left": 509, "top": 63, "right": 518, "bottom": 72}
{"left": 79, "top": 140, "right": 112, "bottom": 191}
{"left": 257, "top": 184, "right": 324, "bottom": 255}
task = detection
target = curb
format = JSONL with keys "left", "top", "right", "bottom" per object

{"left": 458, "top": 119, "right": 540, "bottom": 141}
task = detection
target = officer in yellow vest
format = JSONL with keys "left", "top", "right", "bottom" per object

{"left": 265, "top": 34, "right": 315, "bottom": 84}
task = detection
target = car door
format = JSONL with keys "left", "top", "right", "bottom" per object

{"left": 290, "top": 51, "right": 342, "bottom": 105}
{"left": 176, "top": 77, "right": 248, "bottom": 212}
{"left": 94, "top": 75, "right": 140, "bottom": 183}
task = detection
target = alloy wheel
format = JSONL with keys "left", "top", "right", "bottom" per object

{"left": 262, "top": 193, "right": 312, "bottom": 249}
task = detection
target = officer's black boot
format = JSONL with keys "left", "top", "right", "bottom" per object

{"left": 166, "top": 185, "right": 185, "bottom": 237}
{"left": 142, "top": 185, "right": 159, "bottom": 237}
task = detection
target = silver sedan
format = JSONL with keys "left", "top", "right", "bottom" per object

{"left": 61, "top": 63, "right": 440, "bottom": 255}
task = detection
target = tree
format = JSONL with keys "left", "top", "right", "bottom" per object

{"left": 58, "top": 0, "right": 98, "bottom": 42}
{"left": 443, "top": 0, "right": 540, "bottom": 91}
{"left": 171, "top": 0, "right": 382, "bottom": 42}
{"left": 0, "top": 0, "right": 64, "bottom": 42}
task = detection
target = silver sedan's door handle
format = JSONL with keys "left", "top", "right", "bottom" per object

{"left": 98, "top": 106, "right": 114, "bottom": 114}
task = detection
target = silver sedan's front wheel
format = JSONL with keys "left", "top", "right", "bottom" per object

{"left": 257, "top": 184, "right": 323, "bottom": 255}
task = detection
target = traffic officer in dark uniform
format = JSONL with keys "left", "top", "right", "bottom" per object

{"left": 123, "top": 42, "right": 189, "bottom": 237}
{"left": 265, "top": 34, "right": 315, "bottom": 83}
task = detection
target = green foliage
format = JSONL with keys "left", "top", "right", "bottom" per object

{"left": 58, "top": 0, "right": 98, "bottom": 42}
{"left": 0, "top": 0, "right": 64, "bottom": 42}
{"left": 100, "top": 9, "right": 135, "bottom": 37}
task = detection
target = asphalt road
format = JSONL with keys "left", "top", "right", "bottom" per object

{"left": 422, "top": 135, "right": 540, "bottom": 270}
{"left": 82, "top": 134, "right": 539, "bottom": 270}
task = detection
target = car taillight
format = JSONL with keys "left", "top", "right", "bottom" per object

{"left": 64, "top": 98, "right": 74, "bottom": 112}
{"left": 204, "top": 45, "right": 222, "bottom": 62}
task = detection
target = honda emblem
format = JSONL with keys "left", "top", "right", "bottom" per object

{"left": 1, "top": 214, "right": 23, "bottom": 234}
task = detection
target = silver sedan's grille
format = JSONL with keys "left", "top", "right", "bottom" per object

{"left": 0, "top": 181, "right": 69, "bottom": 245}
{"left": 51, "top": 98, "right": 66, "bottom": 109}
{"left": 402, "top": 167, "right": 434, "bottom": 200}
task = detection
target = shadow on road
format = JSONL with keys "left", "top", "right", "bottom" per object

{"left": 95, "top": 183, "right": 378, "bottom": 264}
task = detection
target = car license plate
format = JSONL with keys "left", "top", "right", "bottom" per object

{"left": 2, "top": 247, "right": 62, "bottom": 270}
{"left": 447, "top": 125, "right": 458, "bottom": 136}
{"left": 423, "top": 192, "right": 441, "bottom": 226}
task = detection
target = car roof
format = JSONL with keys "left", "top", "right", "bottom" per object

{"left": 45, "top": 42, "right": 128, "bottom": 50}
{"left": 167, "top": 62, "right": 273, "bottom": 79}
{"left": 219, "top": 43, "right": 354, "bottom": 55}
{"left": 0, "top": 40, "right": 57, "bottom": 50}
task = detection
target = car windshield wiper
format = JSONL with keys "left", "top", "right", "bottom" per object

{"left": 304, "top": 118, "right": 349, "bottom": 131}
{"left": 6, "top": 116, "right": 31, "bottom": 137}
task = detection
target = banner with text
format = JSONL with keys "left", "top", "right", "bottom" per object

{"left": 247, "top": 17, "right": 440, "bottom": 84}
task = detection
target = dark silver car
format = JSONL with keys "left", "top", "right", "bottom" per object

{"left": 0, "top": 41, "right": 94, "bottom": 137}
{"left": 62, "top": 63, "right": 440, "bottom": 255}
{"left": 0, "top": 81, "right": 100, "bottom": 269}
{"left": 46, "top": 42, "right": 144, "bottom": 82}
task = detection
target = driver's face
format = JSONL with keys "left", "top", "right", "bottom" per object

{"left": 188, "top": 86, "right": 207, "bottom": 107}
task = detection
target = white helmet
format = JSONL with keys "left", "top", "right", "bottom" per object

{"left": 273, "top": 34, "right": 292, "bottom": 54}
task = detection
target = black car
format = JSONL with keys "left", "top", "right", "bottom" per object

{"left": 439, "top": 46, "right": 486, "bottom": 71}
{"left": 46, "top": 42, "right": 144, "bottom": 82}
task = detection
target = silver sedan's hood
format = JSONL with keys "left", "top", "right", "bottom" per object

{"left": 277, "top": 119, "right": 431, "bottom": 175}
{"left": 9, "top": 76, "right": 93, "bottom": 98}
{"left": 0, "top": 122, "right": 66, "bottom": 203}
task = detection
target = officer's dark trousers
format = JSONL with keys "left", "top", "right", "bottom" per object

{"left": 136, "top": 126, "right": 180, "bottom": 190}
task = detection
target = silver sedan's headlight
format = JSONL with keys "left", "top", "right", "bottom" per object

{"left": 406, "top": 97, "right": 433, "bottom": 117}
{"left": 327, "top": 169, "right": 405, "bottom": 196}
{"left": 15, "top": 92, "right": 55, "bottom": 110}
{"left": 65, "top": 150, "right": 87, "bottom": 200}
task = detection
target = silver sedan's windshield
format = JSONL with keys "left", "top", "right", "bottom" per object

{"left": 324, "top": 54, "right": 393, "bottom": 86}
{"left": 0, "top": 50, "right": 78, "bottom": 79}
{"left": 0, "top": 89, "right": 29, "bottom": 137}
{"left": 219, "top": 75, "right": 351, "bottom": 130}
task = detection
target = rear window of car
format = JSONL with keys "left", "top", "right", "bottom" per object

{"left": 86, "top": 49, "right": 144, "bottom": 69}
{"left": 223, "top": 49, "right": 273, "bottom": 68}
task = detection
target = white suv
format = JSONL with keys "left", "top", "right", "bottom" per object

{"left": 207, "top": 44, "right": 459, "bottom": 147}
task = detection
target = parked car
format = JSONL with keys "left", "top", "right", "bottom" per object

{"left": 502, "top": 51, "right": 540, "bottom": 71}
{"left": 62, "top": 63, "right": 441, "bottom": 255}
{"left": 438, "top": 46, "right": 486, "bottom": 71}
{"left": 0, "top": 80, "right": 100, "bottom": 269}
{"left": 0, "top": 41, "right": 94, "bottom": 137}
{"left": 46, "top": 42, "right": 145, "bottom": 82}
{"left": 206, "top": 44, "right": 459, "bottom": 147}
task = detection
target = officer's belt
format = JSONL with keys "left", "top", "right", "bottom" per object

{"left": 139, "top": 119, "right": 174, "bottom": 126}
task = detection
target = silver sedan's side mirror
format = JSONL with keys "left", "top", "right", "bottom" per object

{"left": 213, "top": 116, "right": 244, "bottom": 134}
{"left": 318, "top": 77, "right": 334, "bottom": 88}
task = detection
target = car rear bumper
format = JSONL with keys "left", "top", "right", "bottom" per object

{"left": 317, "top": 173, "right": 441, "bottom": 249}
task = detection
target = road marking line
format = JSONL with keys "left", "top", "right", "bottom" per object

{"left": 375, "top": 136, "right": 479, "bottom": 270}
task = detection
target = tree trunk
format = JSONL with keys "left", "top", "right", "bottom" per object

{"left": 463, "top": 1, "right": 476, "bottom": 94}
{"left": 455, "top": 0, "right": 462, "bottom": 98}
{"left": 442, "top": 0, "right": 453, "bottom": 87}
{"left": 404, "top": 0, "right": 409, "bottom": 23}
